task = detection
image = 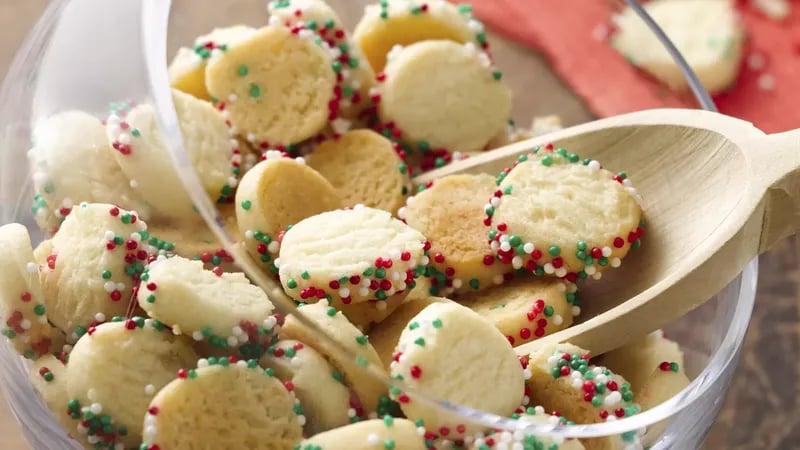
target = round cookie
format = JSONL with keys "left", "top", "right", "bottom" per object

{"left": 28, "top": 110, "right": 148, "bottom": 235}
{"left": 65, "top": 319, "right": 198, "bottom": 448}
{"left": 235, "top": 154, "right": 342, "bottom": 276}
{"left": 299, "top": 418, "right": 427, "bottom": 450}
{"left": 168, "top": 25, "right": 257, "bottom": 101}
{"left": 268, "top": 0, "right": 376, "bottom": 119}
{"left": 137, "top": 255, "right": 277, "bottom": 350}
{"left": 399, "top": 174, "right": 510, "bottom": 296}
{"left": 205, "top": 25, "right": 338, "bottom": 148}
{"left": 368, "top": 295, "right": 445, "bottom": 370}
{"left": 0, "top": 223, "right": 60, "bottom": 359}
{"left": 279, "top": 300, "right": 388, "bottom": 413}
{"left": 261, "top": 339, "right": 352, "bottom": 434}
{"left": 525, "top": 344, "right": 642, "bottom": 450}
{"left": 40, "top": 203, "right": 158, "bottom": 336}
{"left": 141, "top": 358, "right": 303, "bottom": 450}
{"left": 277, "top": 205, "right": 427, "bottom": 305}
{"left": 105, "top": 89, "right": 236, "bottom": 219}
{"left": 458, "top": 277, "right": 579, "bottom": 347}
{"left": 487, "top": 146, "right": 644, "bottom": 281}
{"left": 636, "top": 363, "right": 690, "bottom": 447}
{"left": 353, "top": 0, "right": 490, "bottom": 73}
{"left": 306, "top": 130, "right": 412, "bottom": 214}
{"left": 376, "top": 40, "right": 511, "bottom": 152}
{"left": 390, "top": 301, "right": 524, "bottom": 438}
{"left": 598, "top": 330, "right": 685, "bottom": 393}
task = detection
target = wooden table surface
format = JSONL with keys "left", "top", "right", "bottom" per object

{"left": 1, "top": 1, "right": 798, "bottom": 449}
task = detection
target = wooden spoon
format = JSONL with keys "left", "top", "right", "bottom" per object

{"left": 413, "top": 108, "right": 799, "bottom": 356}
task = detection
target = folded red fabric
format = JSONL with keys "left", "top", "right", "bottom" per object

{"left": 468, "top": 0, "right": 800, "bottom": 133}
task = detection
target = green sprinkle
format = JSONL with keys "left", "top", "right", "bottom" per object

{"left": 468, "top": 278, "right": 480, "bottom": 290}
{"left": 384, "top": 440, "right": 395, "bottom": 450}
{"left": 543, "top": 306, "right": 554, "bottom": 317}
{"left": 375, "top": 268, "right": 386, "bottom": 279}
{"left": 432, "top": 318, "right": 442, "bottom": 328}
{"left": 383, "top": 415, "right": 394, "bottom": 427}
{"left": 265, "top": 367, "right": 276, "bottom": 377}
{"left": 551, "top": 367, "right": 561, "bottom": 379}
{"left": 237, "top": 65, "right": 249, "bottom": 76}
{"left": 301, "top": 271, "right": 310, "bottom": 280}
{"left": 548, "top": 246, "right": 560, "bottom": 256}
{"left": 414, "top": 337, "right": 425, "bottom": 347}
{"left": 418, "top": 141, "right": 430, "bottom": 152}
{"left": 331, "top": 61, "right": 342, "bottom": 73}
{"left": 326, "top": 307, "right": 337, "bottom": 317}
{"left": 598, "top": 256, "right": 609, "bottom": 266}
{"left": 670, "top": 362, "right": 680, "bottom": 372}
{"left": 146, "top": 295, "right": 156, "bottom": 304}
{"left": 249, "top": 83, "right": 262, "bottom": 98}
{"left": 541, "top": 155, "right": 553, "bottom": 166}
{"left": 492, "top": 71, "right": 503, "bottom": 80}
{"left": 355, "top": 335, "right": 368, "bottom": 345}
{"left": 398, "top": 163, "right": 407, "bottom": 174}
{"left": 458, "top": 3, "right": 473, "bottom": 13}
{"left": 408, "top": 321, "right": 419, "bottom": 330}
{"left": 591, "top": 396, "right": 602, "bottom": 407}
{"left": 355, "top": 356, "right": 368, "bottom": 367}
{"left": 332, "top": 370, "right": 343, "bottom": 382}
{"left": 241, "top": 200, "right": 252, "bottom": 210}
{"left": 286, "top": 278, "right": 298, "bottom": 289}
{"left": 33, "top": 304, "right": 46, "bottom": 316}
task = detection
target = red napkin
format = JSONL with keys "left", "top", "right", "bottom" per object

{"left": 468, "top": 0, "right": 800, "bottom": 133}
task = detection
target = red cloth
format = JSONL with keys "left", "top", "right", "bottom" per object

{"left": 469, "top": 0, "right": 800, "bottom": 133}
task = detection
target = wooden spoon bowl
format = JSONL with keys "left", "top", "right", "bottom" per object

{"left": 413, "top": 109, "right": 799, "bottom": 356}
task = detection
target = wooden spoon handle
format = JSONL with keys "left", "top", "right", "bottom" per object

{"left": 755, "top": 128, "right": 800, "bottom": 253}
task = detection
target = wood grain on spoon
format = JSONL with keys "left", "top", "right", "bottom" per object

{"left": 413, "top": 108, "right": 800, "bottom": 356}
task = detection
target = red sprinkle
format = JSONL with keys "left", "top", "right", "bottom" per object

{"left": 410, "top": 365, "right": 422, "bottom": 379}
{"left": 177, "top": 369, "right": 188, "bottom": 379}
{"left": 148, "top": 407, "right": 159, "bottom": 415}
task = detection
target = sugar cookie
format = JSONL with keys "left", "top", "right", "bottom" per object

{"left": 28, "top": 110, "right": 149, "bottom": 235}
{"left": 376, "top": 40, "right": 511, "bottom": 152}
{"left": 206, "top": 25, "right": 338, "bottom": 148}
{"left": 278, "top": 205, "right": 427, "bottom": 305}
{"left": 598, "top": 330, "right": 685, "bottom": 393}
{"left": 400, "top": 174, "right": 510, "bottom": 296}
{"left": 65, "top": 319, "right": 198, "bottom": 448}
{"left": 280, "top": 300, "right": 387, "bottom": 413}
{"left": 0, "top": 223, "right": 60, "bottom": 359}
{"left": 390, "top": 301, "right": 524, "bottom": 438}
{"left": 300, "top": 417, "right": 427, "bottom": 450}
{"left": 525, "top": 343, "right": 642, "bottom": 450}
{"left": 610, "top": 0, "right": 744, "bottom": 94}
{"left": 368, "top": 296, "right": 444, "bottom": 369}
{"left": 137, "top": 255, "right": 277, "bottom": 351}
{"left": 141, "top": 357, "right": 303, "bottom": 450}
{"left": 458, "top": 277, "right": 578, "bottom": 347}
{"left": 40, "top": 203, "right": 159, "bottom": 336}
{"left": 235, "top": 155, "right": 342, "bottom": 276}
{"left": 306, "top": 130, "right": 412, "bottom": 214}
{"left": 487, "top": 146, "right": 644, "bottom": 281}
{"left": 261, "top": 339, "right": 352, "bottom": 434}
{"left": 168, "top": 25, "right": 257, "bottom": 101}
{"left": 636, "top": 363, "right": 690, "bottom": 447}
{"left": 469, "top": 409, "right": 586, "bottom": 450}
{"left": 268, "top": 0, "right": 376, "bottom": 119}
{"left": 354, "top": 0, "right": 490, "bottom": 72}
{"left": 105, "top": 90, "right": 236, "bottom": 219}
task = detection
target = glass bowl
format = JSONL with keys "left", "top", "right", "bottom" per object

{"left": 0, "top": 1, "right": 755, "bottom": 449}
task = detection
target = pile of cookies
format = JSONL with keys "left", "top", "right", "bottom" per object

{"left": 2, "top": 1, "right": 691, "bottom": 449}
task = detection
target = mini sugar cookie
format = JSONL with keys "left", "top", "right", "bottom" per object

{"left": 611, "top": 0, "right": 744, "bottom": 94}
{"left": 306, "top": 130, "right": 412, "bottom": 214}
{"left": 525, "top": 343, "right": 642, "bottom": 450}
{"left": 40, "top": 203, "right": 158, "bottom": 336}
{"left": 376, "top": 40, "right": 511, "bottom": 152}
{"left": 487, "top": 146, "right": 644, "bottom": 281}
{"left": 280, "top": 300, "right": 388, "bottom": 413}
{"left": 636, "top": 363, "right": 690, "bottom": 447}
{"left": 261, "top": 339, "right": 351, "bottom": 434}
{"left": 268, "top": 0, "right": 376, "bottom": 119}
{"left": 0, "top": 223, "right": 60, "bottom": 359}
{"left": 469, "top": 409, "right": 586, "bottom": 450}
{"left": 400, "top": 174, "right": 509, "bottom": 296}
{"left": 137, "top": 255, "right": 277, "bottom": 350}
{"left": 390, "top": 301, "right": 523, "bottom": 438}
{"left": 458, "top": 277, "right": 578, "bottom": 347}
{"left": 206, "top": 25, "right": 338, "bottom": 147}
{"left": 598, "top": 330, "right": 685, "bottom": 393}
{"left": 168, "top": 25, "right": 257, "bottom": 101}
{"left": 354, "top": 0, "right": 490, "bottom": 72}
{"left": 141, "top": 358, "right": 303, "bottom": 450}
{"left": 368, "top": 296, "right": 444, "bottom": 370}
{"left": 300, "top": 417, "right": 427, "bottom": 450}
{"left": 235, "top": 155, "right": 341, "bottom": 276}
{"left": 106, "top": 90, "right": 236, "bottom": 219}
{"left": 28, "top": 110, "right": 149, "bottom": 235}
{"left": 278, "top": 205, "right": 427, "bottom": 305}
{"left": 66, "top": 319, "right": 198, "bottom": 448}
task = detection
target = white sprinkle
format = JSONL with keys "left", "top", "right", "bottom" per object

{"left": 420, "top": 255, "right": 430, "bottom": 265}
{"left": 543, "top": 263, "right": 555, "bottom": 274}
{"left": 604, "top": 391, "right": 622, "bottom": 407}
{"left": 104, "top": 230, "right": 116, "bottom": 241}
{"left": 547, "top": 356, "right": 560, "bottom": 366}
{"left": 197, "top": 359, "right": 209, "bottom": 368}
{"left": 523, "top": 368, "right": 531, "bottom": 380}
{"left": 367, "top": 433, "right": 380, "bottom": 444}
{"left": 359, "top": 287, "right": 370, "bottom": 297}
{"left": 512, "top": 256, "right": 523, "bottom": 269}
{"left": 601, "top": 246, "right": 612, "bottom": 257}
{"left": 129, "top": 179, "right": 138, "bottom": 189}
{"left": 587, "top": 160, "right": 601, "bottom": 170}
{"left": 26, "top": 262, "right": 37, "bottom": 273}
{"left": 572, "top": 378, "right": 583, "bottom": 389}
{"left": 338, "top": 288, "right": 350, "bottom": 298}
{"left": 555, "top": 267, "right": 567, "bottom": 278}
{"left": 758, "top": 73, "right": 775, "bottom": 91}
{"left": 572, "top": 306, "right": 581, "bottom": 316}
{"left": 228, "top": 93, "right": 238, "bottom": 102}
{"left": 553, "top": 315, "right": 563, "bottom": 326}
{"left": 236, "top": 360, "right": 248, "bottom": 368}
{"left": 19, "top": 319, "right": 31, "bottom": 330}
{"left": 490, "top": 196, "right": 501, "bottom": 207}
{"left": 192, "top": 331, "right": 203, "bottom": 341}
{"left": 452, "top": 278, "right": 463, "bottom": 289}
{"left": 584, "top": 265, "right": 596, "bottom": 275}
{"left": 145, "top": 384, "right": 156, "bottom": 395}
{"left": 103, "top": 281, "right": 116, "bottom": 292}
{"left": 268, "top": 241, "right": 280, "bottom": 254}
{"left": 90, "top": 403, "right": 103, "bottom": 414}
{"left": 231, "top": 326, "right": 244, "bottom": 336}
{"left": 523, "top": 243, "right": 534, "bottom": 254}
{"left": 592, "top": 271, "right": 603, "bottom": 280}
{"left": 116, "top": 282, "right": 125, "bottom": 291}
{"left": 512, "top": 442, "right": 524, "bottom": 450}
{"left": 610, "top": 257, "right": 621, "bottom": 268}
{"left": 246, "top": 133, "right": 256, "bottom": 143}
{"left": 88, "top": 436, "right": 100, "bottom": 444}
{"left": 747, "top": 52, "right": 765, "bottom": 70}
{"left": 500, "top": 241, "right": 511, "bottom": 252}
{"left": 227, "top": 336, "right": 238, "bottom": 347}
{"left": 95, "top": 312, "right": 106, "bottom": 323}
{"left": 534, "top": 406, "right": 545, "bottom": 415}
{"left": 347, "top": 408, "right": 357, "bottom": 418}
{"left": 264, "top": 316, "right": 277, "bottom": 329}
